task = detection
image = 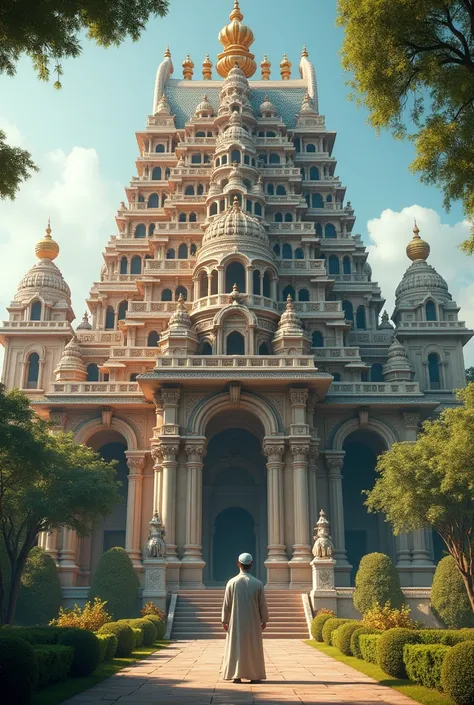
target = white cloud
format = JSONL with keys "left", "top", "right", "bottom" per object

{"left": 0, "top": 116, "right": 26, "bottom": 147}
{"left": 366, "top": 205, "right": 474, "bottom": 366}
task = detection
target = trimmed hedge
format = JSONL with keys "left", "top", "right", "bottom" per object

{"left": 332, "top": 621, "right": 358, "bottom": 651}
{"left": 96, "top": 633, "right": 118, "bottom": 661}
{"left": 131, "top": 626, "right": 143, "bottom": 648}
{"left": 144, "top": 614, "right": 166, "bottom": 640}
{"left": 404, "top": 644, "right": 450, "bottom": 690}
{"left": 360, "top": 634, "right": 380, "bottom": 664}
{"left": 3, "top": 626, "right": 70, "bottom": 645}
{"left": 431, "top": 556, "right": 474, "bottom": 629}
{"left": 58, "top": 629, "right": 101, "bottom": 677}
{"left": 353, "top": 552, "right": 404, "bottom": 615}
{"left": 350, "top": 627, "right": 381, "bottom": 659}
{"left": 34, "top": 645, "right": 74, "bottom": 689}
{"left": 98, "top": 622, "right": 135, "bottom": 657}
{"left": 441, "top": 641, "right": 474, "bottom": 705}
{"left": 336, "top": 621, "right": 363, "bottom": 656}
{"left": 16, "top": 547, "right": 62, "bottom": 627}
{"left": 311, "top": 612, "right": 335, "bottom": 642}
{"left": 322, "top": 618, "right": 350, "bottom": 645}
{"left": 89, "top": 547, "right": 139, "bottom": 620}
{"left": 132, "top": 618, "right": 157, "bottom": 646}
{"left": 418, "top": 628, "right": 474, "bottom": 646}
{"left": 0, "top": 634, "right": 39, "bottom": 705}
{"left": 376, "top": 628, "right": 420, "bottom": 678}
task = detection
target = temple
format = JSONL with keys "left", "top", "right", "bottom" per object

{"left": 1, "top": 2, "right": 472, "bottom": 606}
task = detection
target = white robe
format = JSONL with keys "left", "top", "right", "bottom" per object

{"left": 221, "top": 571, "right": 269, "bottom": 681}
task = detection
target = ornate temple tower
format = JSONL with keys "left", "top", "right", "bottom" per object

{"left": 1, "top": 2, "right": 472, "bottom": 602}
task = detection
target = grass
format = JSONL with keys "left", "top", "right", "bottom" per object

{"left": 306, "top": 640, "right": 455, "bottom": 705}
{"left": 31, "top": 641, "right": 168, "bottom": 705}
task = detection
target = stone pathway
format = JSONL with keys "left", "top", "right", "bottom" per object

{"left": 63, "top": 639, "right": 420, "bottom": 705}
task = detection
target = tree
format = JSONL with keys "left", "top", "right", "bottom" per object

{"left": 0, "top": 384, "right": 120, "bottom": 625}
{"left": 0, "top": 0, "right": 169, "bottom": 200}
{"left": 353, "top": 552, "right": 405, "bottom": 615}
{"left": 466, "top": 367, "right": 474, "bottom": 383}
{"left": 431, "top": 555, "right": 474, "bottom": 628}
{"left": 337, "top": 0, "right": 474, "bottom": 253}
{"left": 89, "top": 547, "right": 140, "bottom": 620}
{"left": 365, "top": 383, "right": 474, "bottom": 614}
{"left": 15, "top": 547, "right": 62, "bottom": 625}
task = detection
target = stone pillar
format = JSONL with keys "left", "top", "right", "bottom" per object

{"left": 263, "top": 440, "right": 289, "bottom": 587}
{"left": 325, "top": 451, "right": 352, "bottom": 585}
{"left": 217, "top": 266, "right": 225, "bottom": 294}
{"left": 396, "top": 533, "right": 412, "bottom": 586}
{"left": 159, "top": 442, "right": 181, "bottom": 590}
{"left": 308, "top": 442, "right": 319, "bottom": 532}
{"left": 181, "top": 439, "right": 207, "bottom": 587}
{"left": 289, "top": 442, "right": 312, "bottom": 588}
{"left": 58, "top": 528, "right": 79, "bottom": 587}
{"left": 151, "top": 446, "right": 163, "bottom": 516}
{"left": 125, "top": 452, "right": 146, "bottom": 569}
{"left": 38, "top": 529, "right": 59, "bottom": 563}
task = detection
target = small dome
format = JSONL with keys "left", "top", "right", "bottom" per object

{"left": 195, "top": 94, "right": 214, "bottom": 117}
{"left": 35, "top": 220, "right": 59, "bottom": 261}
{"left": 395, "top": 259, "right": 449, "bottom": 302}
{"left": 221, "top": 63, "right": 250, "bottom": 91}
{"left": 155, "top": 93, "right": 171, "bottom": 115}
{"left": 225, "top": 163, "right": 247, "bottom": 192}
{"left": 218, "top": 110, "right": 254, "bottom": 147}
{"left": 77, "top": 311, "right": 92, "bottom": 330}
{"left": 54, "top": 335, "right": 86, "bottom": 380}
{"left": 169, "top": 294, "right": 192, "bottom": 329}
{"left": 15, "top": 259, "right": 71, "bottom": 304}
{"left": 259, "top": 95, "right": 277, "bottom": 117}
{"left": 407, "top": 223, "right": 430, "bottom": 261}
{"left": 277, "top": 295, "right": 303, "bottom": 333}
{"left": 383, "top": 337, "right": 413, "bottom": 382}
{"left": 203, "top": 197, "right": 268, "bottom": 245}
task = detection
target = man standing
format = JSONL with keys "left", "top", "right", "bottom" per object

{"left": 221, "top": 552, "right": 269, "bottom": 684}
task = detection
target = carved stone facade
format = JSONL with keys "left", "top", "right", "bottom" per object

{"left": 1, "top": 2, "right": 472, "bottom": 594}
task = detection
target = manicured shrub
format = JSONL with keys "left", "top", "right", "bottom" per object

{"left": 350, "top": 627, "right": 381, "bottom": 659}
{"left": 431, "top": 556, "right": 474, "bottom": 629}
{"left": 144, "top": 614, "right": 166, "bottom": 640}
{"left": 418, "top": 629, "right": 474, "bottom": 646}
{"left": 403, "top": 644, "right": 450, "bottom": 690}
{"left": 336, "top": 621, "right": 362, "bottom": 656}
{"left": 15, "top": 547, "right": 62, "bottom": 626}
{"left": 98, "top": 622, "right": 134, "bottom": 657}
{"left": 89, "top": 547, "right": 139, "bottom": 620}
{"left": 58, "top": 628, "right": 101, "bottom": 676}
{"left": 34, "top": 645, "right": 74, "bottom": 688}
{"left": 1, "top": 626, "right": 69, "bottom": 644}
{"left": 0, "top": 634, "right": 39, "bottom": 705}
{"left": 131, "top": 626, "right": 143, "bottom": 648}
{"left": 141, "top": 602, "right": 165, "bottom": 621}
{"left": 359, "top": 634, "right": 380, "bottom": 663}
{"left": 50, "top": 598, "right": 111, "bottom": 631}
{"left": 322, "top": 618, "right": 349, "bottom": 645}
{"left": 332, "top": 620, "right": 358, "bottom": 651}
{"left": 96, "top": 633, "right": 118, "bottom": 661}
{"left": 363, "top": 602, "right": 415, "bottom": 630}
{"left": 441, "top": 641, "right": 474, "bottom": 705}
{"left": 132, "top": 618, "right": 157, "bottom": 646}
{"left": 353, "top": 553, "right": 404, "bottom": 615}
{"left": 376, "top": 628, "right": 421, "bottom": 678}
{"left": 311, "top": 611, "right": 336, "bottom": 642}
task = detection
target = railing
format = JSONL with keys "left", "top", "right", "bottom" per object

{"left": 259, "top": 168, "right": 301, "bottom": 177}
{"left": 313, "top": 347, "right": 360, "bottom": 359}
{"left": 169, "top": 168, "right": 212, "bottom": 177}
{"left": 397, "top": 321, "right": 467, "bottom": 330}
{"left": 110, "top": 347, "right": 158, "bottom": 359}
{"left": 144, "top": 259, "right": 195, "bottom": 272}
{"left": 76, "top": 331, "right": 122, "bottom": 344}
{"left": 0, "top": 321, "right": 72, "bottom": 330}
{"left": 328, "top": 381, "right": 421, "bottom": 396}
{"left": 277, "top": 259, "right": 325, "bottom": 272}
{"left": 155, "top": 355, "right": 316, "bottom": 369}
{"left": 277, "top": 301, "right": 342, "bottom": 314}
{"left": 349, "top": 331, "right": 397, "bottom": 345}
{"left": 167, "top": 194, "right": 206, "bottom": 203}
{"left": 152, "top": 222, "right": 201, "bottom": 232}
{"left": 128, "top": 302, "right": 176, "bottom": 314}
{"left": 50, "top": 382, "right": 141, "bottom": 395}
{"left": 267, "top": 222, "right": 315, "bottom": 232}
{"left": 191, "top": 294, "right": 278, "bottom": 312}
{"left": 254, "top": 137, "right": 292, "bottom": 145}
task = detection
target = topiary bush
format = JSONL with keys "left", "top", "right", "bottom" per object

{"left": 322, "top": 617, "right": 349, "bottom": 645}
{"left": 441, "top": 641, "right": 474, "bottom": 705}
{"left": 431, "top": 556, "right": 474, "bottom": 629}
{"left": 350, "top": 627, "right": 381, "bottom": 659}
{"left": 0, "top": 634, "right": 39, "bottom": 705}
{"left": 58, "top": 628, "right": 101, "bottom": 676}
{"left": 34, "top": 645, "right": 74, "bottom": 688}
{"left": 144, "top": 614, "right": 166, "bottom": 640}
{"left": 89, "top": 547, "right": 139, "bottom": 620}
{"left": 15, "top": 547, "right": 62, "bottom": 626}
{"left": 1, "top": 626, "right": 70, "bottom": 644}
{"left": 311, "top": 611, "right": 336, "bottom": 642}
{"left": 376, "top": 628, "right": 421, "bottom": 678}
{"left": 403, "top": 644, "right": 450, "bottom": 690}
{"left": 336, "top": 621, "right": 363, "bottom": 656}
{"left": 359, "top": 634, "right": 380, "bottom": 663}
{"left": 353, "top": 553, "right": 404, "bottom": 615}
{"left": 98, "top": 622, "right": 134, "bottom": 657}
{"left": 96, "top": 633, "right": 118, "bottom": 661}
{"left": 131, "top": 618, "right": 157, "bottom": 646}
{"left": 332, "top": 621, "right": 358, "bottom": 651}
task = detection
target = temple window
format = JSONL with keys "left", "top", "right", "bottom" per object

{"left": 155, "top": 144, "right": 165, "bottom": 153}
{"left": 210, "top": 270, "right": 218, "bottom": 294}
{"left": 26, "top": 352, "right": 40, "bottom": 388}
{"left": 244, "top": 155, "right": 250, "bottom": 165}
{"left": 231, "top": 149, "right": 241, "bottom": 164}
{"left": 120, "top": 257, "right": 128, "bottom": 274}
{"left": 428, "top": 353, "right": 441, "bottom": 389}
{"left": 178, "top": 213, "right": 187, "bottom": 222}
{"left": 282, "top": 243, "right": 292, "bottom": 259}
{"left": 282, "top": 285, "right": 295, "bottom": 300}
{"left": 178, "top": 243, "right": 188, "bottom": 259}
{"left": 315, "top": 223, "right": 322, "bottom": 237}
{"left": 267, "top": 131, "right": 276, "bottom": 138}
{"left": 86, "top": 363, "right": 99, "bottom": 382}
{"left": 190, "top": 243, "right": 197, "bottom": 255}
{"left": 165, "top": 168, "right": 171, "bottom": 179}
{"left": 166, "top": 248, "right": 175, "bottom": 259}
{"left": 202, "top": 342, "right": 213, "bottom": 355}
{"left": 312, "top": 193, "right": 323, "bottom": 208}
{"left": 138, "top": 194, "right": 145, "bottom": 202}
{"left": 258, "top": 153, "right": 267, "bottom": 165}
{"left": 301, "top": 168, "right": 306, "bottom": 180}
{"left": 196, "top": 131, "right": 206, "bottom": 137}
{"left": 284, "top": 212, "right": 293, "bottom": 222}
{"left": 276, "top": 185, "right": 286, "bottom": 195}
{"left": 161, "top": 288, "right": 172, "bottom": 301}
{"left": 226, "top": 331, "right": 245, "bottom": 355}
{"left": 220, "top": 199, "right": 226, "bottom": 211}
{"left": 117, "top": 301, "right": 128, "bottom": 321}
{"left": 343, "top": 300, "right": 354, "bottom": 323}
{"left": 246, "top": 199, "right": 252, "bottom": 212}
{"left": 298, "top": 288, "right": 310, "bottom": 302}
{"left": 176, "top": 286, "right": 187, "bottom": 300}
{"left": 259, "top": 342, "right": 270, "bottom": 355}
{"left": 253, "top": 269, "right": 261, "bottom": 295}
{"left": 312, "top": 331, "right": 324, "bottom": 347}
{"left": 135, "top": 224, "right": 146, "bottom": 238}
{"left": 203, "top": 154, "right": 211, "bottom": 164}
{"left": 310, "top": 166, "right": 320, "bottom": 180}
{"left": 263, "top": 271, "right": 271, "bottom": 297}
{"left": 147, "top": 193, "right": 159, "bottom": 208}
{"left": 189, "top": 212, "right": 197, "bottom": 222}
{"left": 191, "top": 153, "right": 201, "bottom": 164}
{"left": 356, "top": 305, "right": 366, "bottom": 329}
{"left": 294, "top": 138, "right": 301, "bottom": 152}
{"left": 225, "top": 261, "right": 246, "bottom": 293}
{"left": 130, "top": 256, "right": 141, "bottom": 275}
{"left": 325, "top": 223, "right": 337, "bottom": 238}
{"left": 215, "top": 157, "right": 221, "bottom": 167}
{"left": 273, "top": 244, "right": 280, "bottom": 257}
{"left": 210, "top": 202, "right": 218, "bottom": 216}
{"left": 105, "top": 306, "right": 115, "bottom": 329}
{"left": 148, "top": 224, "right": 155, "bottom": 236}
{"left": 275, "top": 212, "right": 283, "bottom": 223}
{"left": 185, "top": 185, "right": 195, "bottom": 196}
{"left": 306, "top": 143, "right": 316, "bottom": 153}
{"left": 331, "top": 372, "right": 341, "bottom": 382}
{"left": 30, "top": 300, "right": 42, "bottom": 321}
{"left": 370, "top": 363, "right": 384, "bottom": 382}
{"left": 161, "top": 193, "right": 168, "bottom": 207}
{"left": 269, "top": 153, "right": 280, "bottom": 164}
{"left": 361, "top": 371, "right": 369, "bottom": 382}
{"left": 295, "top": 247, "right": 304, "bottom": 259}
{"left": 255, "top": 202, "right": 262, "bottom": 216}
{"left": 328, "top": 255, "right": 340, "bottom": 275}
{"left": 326, "top": 194, "right": 333, "bottom": 202}
{"left": 267, "top": 183, "right": 275, "bottom": 195}
{"left": 426, "top": 300, "right": 437, "bottom": 321}
{"left": 152, "top": 167, "right": 162, "bottom": 180}
{"left": 222, "top": 154, "right": 228, "bottom": 165}
{"left": 343, "top": 256, "right": 351, "bottom": 274}
{"left": 197, "top": 184, "right": 204, "bottom": 195}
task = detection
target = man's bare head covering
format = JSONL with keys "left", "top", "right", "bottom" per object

{"left": 238, "top": 552, "right": 253, "bottom": 565}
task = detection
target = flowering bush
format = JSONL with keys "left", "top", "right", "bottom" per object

{"left": 363, "top": 602, "right": 416, "bottom": 631}
{"left": 50, "top": 598, "right": 112, "bottom": 631}
{"left": 141, "top": 602, "right": 165, "bottom": 621}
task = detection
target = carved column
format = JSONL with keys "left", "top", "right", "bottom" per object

{"left": 38, "top": 530, "right": 59, "bottom": 563}
{"left": 125, "top": 453, "right": 146, "bottom": 569}
{"left": 151, "top": 446, "right": 163, "bottom": 516}
{"left": 290, "top": 443, "right": 312, "bottom": 560}
{"left": 325, "top": 450, "right": 351, "bottom": 584}
{"left": 156, "top": 442, "right": 180, "bottom": 590}
{"left": 181, "top": 439, "right": 207, "bottom": 587}
{"left": 308, "top": 442, "right": 320, "bottom": 533}
{"left": 263, "top": 440, "right": 289, "bottom": 588}
{"left": 58, "top": 528, "right": 79, "bottom": 587}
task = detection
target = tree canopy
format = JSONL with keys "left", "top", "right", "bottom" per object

{"left": 0, "top": 384, "right": 120, "bottom": 624}
{"left": 0, "top": 0, "right": 169, "bottom": 200}
{"left": 365, "top": 383, "right": 474, "bottom": 613}
{"left": 337, "top": 0, "right": 474, "bottom": 253}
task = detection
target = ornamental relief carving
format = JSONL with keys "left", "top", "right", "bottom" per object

{"left": 261, "top": 393, "right": 285, "bottom": 424}
{"left": 290, "top": 390, "right": 309, "bottom": 407}
{"left": 290, "top": 444, "right": 310, "bottom": 458}
{"left": 184, "top": 393, "right": 204, "bottom": 423}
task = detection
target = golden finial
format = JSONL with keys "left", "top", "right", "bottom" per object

{"left": 164, "top": 46, "right": 171, "bottom": 58}
{"left": 406, "top": 220, "right": 430, "bottom": 262}
{"left": 202, "top": 53, "right": 213, "bottom": 79}
{"left": 302, "top": 45, "right": 309, "bottom": 58}
{"left": 35, "top": 218, "right": 60, "bottom": 261}
{"left": 280, "top": 53, "right": 292, "bottom": 80}
{"left": 261, "top": 54, "right": 271, "bottom": 80}
{"left": 182, "top": 54, "right": 194, "bottom": 80}
{"left": 217, "top": 1, "right": 256, "bottom": 78}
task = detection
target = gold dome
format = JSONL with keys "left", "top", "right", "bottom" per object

{"left": 217, "top": 1, "right": 256, "bottom": 78}
{"left": 261, "top": 54, "right": 271, "bottom": 80}
{"left": 202, "top": 53, "right": 213, "bottom": 79}
{"left": 406, "top": 222, "right": 430, "bottom": 262}
{"left": 182, "top": 54, "right": 194, "bottom": 80}
{"left": 35, "top": 220, "right": 59, "bottom": 261}
{"left": 280, "top": 53, "right": 292, "bottom": 80}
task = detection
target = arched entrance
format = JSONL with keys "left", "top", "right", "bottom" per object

{"left": 342, "top": 430, "right": 396, "bottom": 583}
{"left": 202, "top": 427, "right": 267, "bottom": 585}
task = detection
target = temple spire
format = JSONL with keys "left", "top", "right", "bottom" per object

{"left": 217, "top": 1, "right": 256, "bottom": 78}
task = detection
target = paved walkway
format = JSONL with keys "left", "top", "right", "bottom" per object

{"left": 63, "top": 640, "right": 419, "bottom": 705}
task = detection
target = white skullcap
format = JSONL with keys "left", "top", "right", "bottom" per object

{"left": 238, "top": 552, "right": 253, "bottom": 565}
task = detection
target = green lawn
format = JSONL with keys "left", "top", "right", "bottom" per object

{"left": 31, "top": 641, "right": 168, "bottom": 705}
{"left": 306, "top": 641, "right": 455, "bottom": 705}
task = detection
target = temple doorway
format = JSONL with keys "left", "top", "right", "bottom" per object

{"left": 202, "top": 426, "right": 267, "bottom": 585}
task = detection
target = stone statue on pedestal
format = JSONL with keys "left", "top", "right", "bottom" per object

{"left": 142, "top": 512, "right": 168, "bottom": 612}
{"left": 312, "top": 510, "right": 335, "bottom": 559}
{"left": 310, "top": 509, "right": 337, "bottom": 614}
{"left": 144, "top": 511, "right": 167, "bottom": 559}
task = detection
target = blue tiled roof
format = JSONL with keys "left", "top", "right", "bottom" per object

{"left": 165, "top": 84, "right": 307, "bottom": 129}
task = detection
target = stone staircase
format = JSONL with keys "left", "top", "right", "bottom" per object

{"left": 171, "top": 589, "right": 310, "bottom": 640}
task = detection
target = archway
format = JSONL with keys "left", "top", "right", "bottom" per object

{"left": 342, "top": 430, "right": 395, "bottom": 583}
{"left": 213, "top": 507, "right": 256, "bottom": 583}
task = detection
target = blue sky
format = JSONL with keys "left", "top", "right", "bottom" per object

{"left": 0, "top": 0, "right": 473, "bottom": 364}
